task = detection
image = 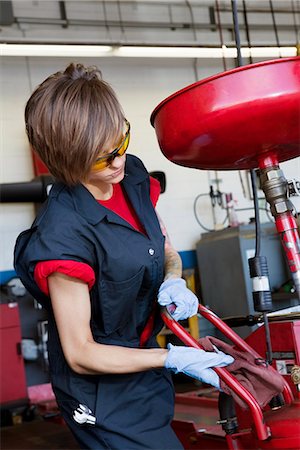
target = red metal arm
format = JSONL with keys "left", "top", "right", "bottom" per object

{"left": 161, "top": 307, "right": 271, "bottom": 441}
{"left": 197, "top": 304, "right": 294, "bottom": 406}
{"left": 161, "top": 304, "right": 296, "bottom": 440}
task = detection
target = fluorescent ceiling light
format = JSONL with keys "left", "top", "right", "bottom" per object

{"left": 0, "top": 44, "right": 112, "bottom": 57}
{"left": 113, "top": 46, "right": 219, "bottom": 58}
{"left": 0, "top": 43, "right": 297, "bottom": 58}
{"left": 115, "top": 46, "right": 297, "bottom": 58}
{"left": 241, "top": 47, "right": 296, "bottom": 58}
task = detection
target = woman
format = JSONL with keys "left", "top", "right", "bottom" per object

{"left": 14, "top": 63, "right": 233, "bottom": 449}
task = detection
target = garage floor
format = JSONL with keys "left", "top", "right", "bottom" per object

{"left": 2, "top": 419, "right": 80, "bottom": 450}
{"left": 2, "top": 380, "right": 219, "bottom": 450}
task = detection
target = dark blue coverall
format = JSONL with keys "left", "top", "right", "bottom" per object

{"left": 14, "top": 154, "right": 183, "bottom": 450}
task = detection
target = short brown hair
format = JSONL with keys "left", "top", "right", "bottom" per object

{"left": 25, "top": 63, "right": 125, "bottom": 185}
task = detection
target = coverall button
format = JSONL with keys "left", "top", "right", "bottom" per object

{"left": 148, "top": 248, "right": 155, "bottom": 255}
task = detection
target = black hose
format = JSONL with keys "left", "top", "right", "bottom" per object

{"left": 231, "top": 0, "right": 243, "bottom": 66}
{"left": 250, "top": 169, "right": 261, "bottom": 257}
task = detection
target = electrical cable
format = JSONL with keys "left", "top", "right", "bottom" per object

{"left": 269, "top": 0, "right": 282, "bottom": 57}
{"left": 291, "top": 0, "right": 300, "bottom": 45}
{"left": 167, "top": 4, "right": 174, "bottom": 30}
{"left": 58, "top": 1, "right": 68, "bottom": 28}
{"left": 193, "top": 193, "right": 228, "bottom": 232}
{"left": 193, "top": 194, "right": 215, "bottom": 232}
{"left": 242, "top": 0, "right": 253, "bottom": 64}
{"left": 207, "top": 173, "right": 218, "bottom": 226}
{"left": 17, "top": 26, "right": 34, "bottom": 114}
{"left": 102, "top": 1, "right": 112, "bottom": 41}
{"left": 227, "top": 11, "right": 248, "bottom": 203}
{"left": 238, "top": 169, "right": 247, "bottom": 198}
{"left": 185, "top": 0, "right": 197, "bottom": 41}
{"left": 117, "top": 0, "right": 126, "bottom": 41}
{"left": 215, "top": 0, "right": 227, "bottom": 71}
{"left": 236, "top": 206, "right": 273, "bottom": 219}
{"left": 185, "top": 0, "right": 199, "bottom": 81}
{"left": 231, "top": 0, "right": 243, "bottom": 67}
{"left": 194, "top": 199, "right": 274, "bottom": 232}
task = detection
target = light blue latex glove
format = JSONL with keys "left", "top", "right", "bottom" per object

{"left": 165, "top": 343, "right": 234, "bottom": 389}
{"left": 158, "top": 278, "right": 199, "bottom": 320}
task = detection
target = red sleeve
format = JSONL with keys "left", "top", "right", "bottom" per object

{"left": 150, "top": 176, "right": 161, "bottom": 207}
{"left": 34, "top": 260, "right": 96, "bottom": 296}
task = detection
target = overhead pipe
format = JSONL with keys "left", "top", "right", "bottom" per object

{"left": 12, "top": 17, "right": 295, "bottom": 33}
{"left": 0, "top": 176, "right": 54, "bottom": 203}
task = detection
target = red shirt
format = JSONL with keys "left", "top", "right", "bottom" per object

{"left": 34, "top": 177, "right": 161, "bottom": 295}
{"left": 99, "top": 182, "right": 145, "bottom": 233}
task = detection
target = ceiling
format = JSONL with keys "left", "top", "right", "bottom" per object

{"left": 0, "top": 1, "right": 299, "bottom": 47}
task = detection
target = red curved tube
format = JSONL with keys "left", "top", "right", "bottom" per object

{"left": 161, "top": 306, "right": 293, "bottom": 441}
{"left": 197, "top": 304, "right": 294, "bottom": 406}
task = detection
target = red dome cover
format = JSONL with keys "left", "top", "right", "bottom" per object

{"left": 151, "top": 57, "right": 300, "bottom": 170}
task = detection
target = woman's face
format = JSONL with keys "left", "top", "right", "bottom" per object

{"left": 86, "top": 120, "right": 130, "bottom": 186}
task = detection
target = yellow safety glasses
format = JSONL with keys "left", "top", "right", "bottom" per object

{"left": 92, "top": 120, "right": 130, "bottom": 172}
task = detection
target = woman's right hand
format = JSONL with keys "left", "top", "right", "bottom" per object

{"left": 164, "top": 343, "right": 234, "bottom": 389}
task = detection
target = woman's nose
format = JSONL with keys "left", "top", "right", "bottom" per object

{"left": 110, "top": 153, "right": 125, "bottom": 169}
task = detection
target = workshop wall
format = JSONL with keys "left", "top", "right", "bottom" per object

{"left": 1, "top": 55, "right": 299, "bottom": 278}
{"left": 1, "top": 0, "right": 300, "bottom": 277}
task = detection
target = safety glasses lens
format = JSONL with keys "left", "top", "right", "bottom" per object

{"left": 92, "top": 121, "right": 130, "bottom": 172}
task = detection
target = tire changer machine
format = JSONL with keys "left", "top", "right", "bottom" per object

{"left": 151, "top": 56, "right": 300, "bottom": 450}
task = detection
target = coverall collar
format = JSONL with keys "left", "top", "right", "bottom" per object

{"left": 53, "top": 155, "right": 149, "bottom": 226}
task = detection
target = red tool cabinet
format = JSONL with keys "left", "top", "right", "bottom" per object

{"left": 0, "top": 303, "right": 27, "bottom": 406}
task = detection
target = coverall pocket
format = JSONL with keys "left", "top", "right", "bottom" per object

{"left": 51, "top": 373, "right": 98, "bottom": 426}
{"left": 100, "top": 266, "right": 145, "bottom": 335}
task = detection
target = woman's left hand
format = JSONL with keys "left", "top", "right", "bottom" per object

{"left": 158, "top": 278, "right": 199, "bottom": 321}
